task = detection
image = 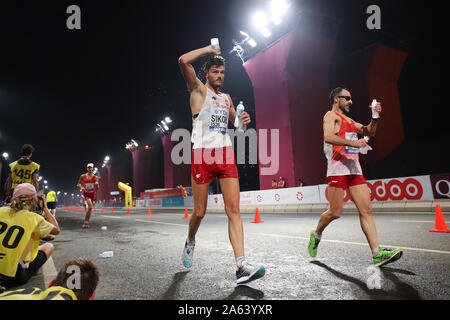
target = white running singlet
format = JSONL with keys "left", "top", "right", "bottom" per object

{"left": 191, "top": 87, "right": 233, "bottom": 150}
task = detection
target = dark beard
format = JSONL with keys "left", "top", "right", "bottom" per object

{"left": 339, "top": 104, "right": 350, "bottom": 115}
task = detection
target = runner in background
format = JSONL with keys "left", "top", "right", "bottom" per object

{"left": 76, "top": 164, "right": 99, "bottom": 229}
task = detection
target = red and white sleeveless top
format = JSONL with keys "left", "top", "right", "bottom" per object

{"left": 83, "top": 174, "right": 97, "bottom": 194}
{"left": 191, "top": 87, "right": 233, "bottom": 150}
{"left": 324, "top": 112, "right": 363, "bottom": 177}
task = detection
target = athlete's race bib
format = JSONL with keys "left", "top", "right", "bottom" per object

{"left": 209, "top": 101, "right": 229, "bottom": 134}
{"left": 85, "top": 183, "right": 94, "bottom": 191}
{"left": 345, "top": 132, "right": 359, "bottom": 154}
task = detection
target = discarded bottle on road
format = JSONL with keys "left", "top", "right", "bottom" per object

{"left": 99, "top": 251, "right": 113, "bottom": 258}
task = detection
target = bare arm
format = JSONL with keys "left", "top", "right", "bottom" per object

{"left": 178, "top": 45, "right": 220, "bottom": 92}
{"left": 77, "top": 175, "right": 85, "bottom": 192}
{"left": 40, "top": 197, "right": 60, "bottom": 235}
{"left": 355, "top": 102, "right": 382, "bottom": 137}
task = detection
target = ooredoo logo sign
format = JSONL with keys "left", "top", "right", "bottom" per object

{"left": 369, "top": 179, "right": 423, "bottom": 201}
{"left": 430, "top": 174, "right": 450, "bottom": 199}
{"left": 325, "top": 178, "right": 424, "bottom": 202}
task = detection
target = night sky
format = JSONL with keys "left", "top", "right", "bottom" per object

{"left": 0, "top": 0, "right": 448, "bottom": 194}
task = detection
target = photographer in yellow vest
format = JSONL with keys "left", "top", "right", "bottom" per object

{"left": 0, "top": 183, "right": 60, "bottom": 289}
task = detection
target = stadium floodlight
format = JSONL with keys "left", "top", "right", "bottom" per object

{"left": 239, "top": 30, "right": 250, "bottom": 42}
{"left": 2, "top": 152, "right": 8, "bottom": 160}
{"left": 165, "top": 117, "right": 172, "bottom": 124}
{"left": 44, "top": 180, "right": 48, "bottom": 184}
{"left": 260, "top": 28, "right": 272, "bottom": 38}
{"left": 271, "top": 15, "right": 282, "bottom": 25}
{"left": 44, "top": 186, "right": 48, "bottom": 189}
{"left": 38, "top": 176, "right": 43, "bottom": 182}
{"left": 253, "top": 11, "right": 269, "bottom": 29}
{"left": 248, "top": 38, "right": 258, "bottom": 47}
{"left": 104, "top": 156, "right": 110, "bottom": 162}
{"left": 57, "top": 191, "right": 61, "bottom": 195}
{"left": 64, "top": 192, "right": 67, "bottom": 195}
{"left": 71, "top": 193, "right": 74, "bottom": 197}
{"left": 126, "top": 139, "right": 139, "bottom": 151}
{"left": 270, "top": 0, "right": 289, "bottom": 17}
{"left": 161, "top": 121, "right": 169, "bottom": 131}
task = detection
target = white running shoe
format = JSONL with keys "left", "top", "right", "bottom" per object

{"left": 236, "top": 262, "right": 265, "bottom": 285}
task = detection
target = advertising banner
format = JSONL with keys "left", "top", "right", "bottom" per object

{"left": 429, "top": 173, "right": 450, "bottom": 200}
{"left": 254, "top": 186, "right": 322, "bottom": 205}
{"left": 318, "top": 175, "right": 434, "bottom": 203}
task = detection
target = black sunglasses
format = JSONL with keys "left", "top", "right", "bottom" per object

{"left": 338, "top": 96, "right": 352, "bottom": 101}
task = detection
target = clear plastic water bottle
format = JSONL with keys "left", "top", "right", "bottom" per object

{"left": 371, "top": 99, "right": 380, "bottom": 119}
{"left": 99, "top": 251, "right": 113, "bottom": 258}
{"left": 211, "top": 38, "right": 220, "bottom": 51}
{"left": 234, "top": 101, "right": 246, "bottom": 132}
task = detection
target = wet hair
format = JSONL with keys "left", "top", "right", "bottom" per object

{"left": 203, "top": 56, "right": 225, "bottom": 73}
{"left": 21, "top": 144, "right": 35, "bottom": 157}
{"left": 53, "top": 258, "right": 99, "bottom": 300}
{"left": 329, "top": 87, "right": 349, "bottom": 105}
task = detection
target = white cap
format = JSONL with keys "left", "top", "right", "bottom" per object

{"left": 87, "top": 163, "right": 94, "bottom": 168}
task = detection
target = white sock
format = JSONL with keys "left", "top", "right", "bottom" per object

{"left": 236, "top": 256, "right": 247, "bottom": 268}
{"left": 186, "top": 238, "right": 195, "bottom": 247}
{"left": 372, "top": 247, "right": 380, "bottom": 257}
{"left": 314, "top": 231, "right": 321, "bottom": 240}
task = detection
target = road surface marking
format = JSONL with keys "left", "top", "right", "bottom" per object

{"left": 392, "top": 220, "right": 448, "bottom": 224}
{"left": 134, "top": 219, "right": 186, "bottom": 227}
{"left": 250, "top": 232, "right": 450, "bottom": 255}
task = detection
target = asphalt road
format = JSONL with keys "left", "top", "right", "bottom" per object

{"left": 21, "top": 208, "right": 450, "bottom": 300}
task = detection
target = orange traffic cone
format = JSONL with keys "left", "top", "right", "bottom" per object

{"left": 251, "top": 207, "right": 264, "bottom": 223}
{"left": 111, "top": 207, "right": 114, "bottom": 215}
{"left": 101, "top": 208, "right": 104, "bottom": 214}
{"left": 183, "top": 208, "right": 189, "bottom": 219}
{"left": 93, "top": 208, "right": 96, "bottom": 213}
{"left": 147, "top": 208, "right": 152, "bottom": 217}
{"left": 127, "top": 208, "right": 131, "bottom": 215}
{"left": 429, "top": 204, "right": 450, "bottom": 233}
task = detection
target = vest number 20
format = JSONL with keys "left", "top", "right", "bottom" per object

{"left": 0, "top": 222, "right": 25, "bottom": 249}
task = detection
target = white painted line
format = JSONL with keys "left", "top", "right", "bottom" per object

{"left": 250, "top": 232, "right": 450, "bottom": 256}
{"left": 134, "top": 219, "right": 186, "bottom": 227}
{"left": 42, "top": 257, "right": 57, "bottom": 288}
{"left": 392, "top": 220, "right": 449, "bottom": 224}
{"left": 101, "top": 216, "right": 122, "bottom": 219}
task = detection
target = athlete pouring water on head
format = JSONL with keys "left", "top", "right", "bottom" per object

{"left": 178, "top": 40, "right": 265, "bottom": 285}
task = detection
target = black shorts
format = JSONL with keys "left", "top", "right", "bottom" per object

{"left": 0, "top": 250, "right": 48, "bottom": 289}
{"left": 47, "top": 202, "right": 57, "bottom": 209}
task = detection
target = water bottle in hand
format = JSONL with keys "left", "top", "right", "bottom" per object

{"left": 371, "top": 99, "right": 380, "bottom": 119}
{"left": 211, "top": 38, "right": 220, "bottom": 51}
{"left": 234, "top": 101, "right": 246, "bottom": 132}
